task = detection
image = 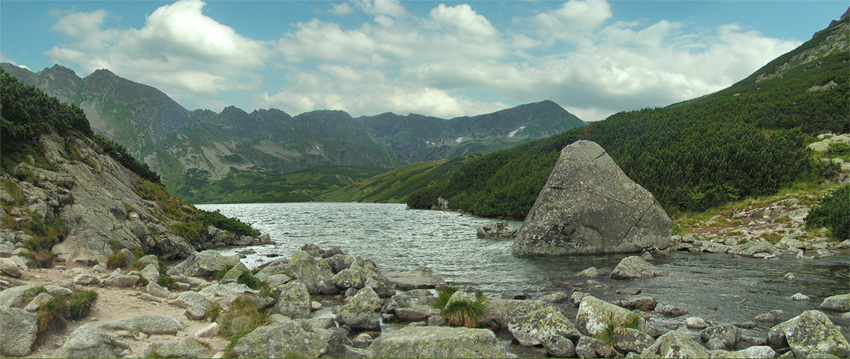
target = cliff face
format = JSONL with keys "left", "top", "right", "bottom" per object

{"left": 0, "top": 130, "right": 268, "bottom": 265}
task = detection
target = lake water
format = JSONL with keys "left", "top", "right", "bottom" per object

{"left": 197, "top": 202, "right": 849, "bottom": 339}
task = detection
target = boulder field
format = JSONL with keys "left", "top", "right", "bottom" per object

{"left": 0, "top": 243, "right": 847, "bottom": 358}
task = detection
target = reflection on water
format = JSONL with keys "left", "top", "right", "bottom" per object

{"left": 199, "top": 202, "right": 849, "bottom": 338}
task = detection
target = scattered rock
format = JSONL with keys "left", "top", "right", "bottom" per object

{"left": 784, "top": 272, "right": 796, "bottom": 281}
{"left": 288, "top": 251, "right": 340, "bottom": 295}
{"left": 577, "top": 267, "right": 599, "bottom": 278}
{"left": 614, "top": 296, "right": 657, "bottom": 311}
{"left": 767, "top": 310, "right": 849, "bottom": 358}
{"left": 508, "top": 306, "right": 581, "bottom": 357}
{"left": 0, "top": 257, "right": 22, "bottom": 278}
{"left": 659, "top": 304, "right": 688, "bottom": 317}
{"left": 611, "top": 256, "right": 662, "bottom": 279}
{"left": 575, "top": 336, "right": 617, "bottom": 358}
{"left": 542, "top": 292, "right": 569, "bottom": 303}
{"left": 686, "top": 316, "right": 708, "bottom": 329}
{"left": 151, "top": 338, "right": 213, "bottom": 358}
{"left": 512, "top": 140, "right": 672, "bottom": 256}
{"left": 230, "top": 317, "right": 329, "bottom": 358}
{"left": 394, "top": 305, "right": 440, "bottom": 322}
{"left": 575, "top": 295, "right": 641, "bottom": 336}
{"left": 101, "top": 315, "right": 184, "bottom": 335}
{"left": 337, "top": 286, "right": 382, "bottom": 330}
{"left": 368, "top": 326, "right": 512, "bottom": 358}
{"left": 477, "top": 222, "right": 518, "bottom": 239}
{"left": 382, "top": 289, "right": 436, "bottom": 313}
{"left": 701, "top": 324, "right": 741, "bottom": 350}
{"left": 103, "top": 272, "right": 140, "bottom": 288}
{"left": 385, "top": 267, "right": 446, "bottom": 290}
{"left": 570, "top": 291, "right": 589, "bottom": 307}
{"left": 55, "top": 325, "right": 130, "bottom": 358}
{"left": 195, "top": 323, "right": 220, "bottom": 338}
{"left": 791, "top": 293, "right": 811, "bottom": 301}
{"left": 739, "top": 345, "right": 776, "bottom": 359}
{"left": 613, "top": 327, "right": 655, "bottom": 354}
{"left": 0, "top": 306, "right": 38, "bottom": 356}
{"left": 819, "top": 294, "right": 850, "bottom": 312}
{"left": 273, "top": 280, "right": 311, "bottom": 319}
{"left": 754, "top": 309, "right": 783, "bottom": 323}
{"left": 166, "top": 250, "right": 241, "bottom": 278}
{"left": 640, "top": 331, "right": 711, "bottom": 358}
{"left": 616, "top": 288, "right": 642, "bottom": 295}
{"left": 501, "top": 290, "right": 529, "bottom": 300}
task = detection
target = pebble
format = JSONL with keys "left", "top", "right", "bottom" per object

{"left": 790, "top": 293, "right": 810, "bottom": 301}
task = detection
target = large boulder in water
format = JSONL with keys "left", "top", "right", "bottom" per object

{"left": 512, "top": 140, "right": 672, "bottom": 256}
{"left": 767, "top": 310, "right": 849, "bottom": 358}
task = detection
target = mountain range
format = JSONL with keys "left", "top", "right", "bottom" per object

{"left": 0, "top": 62, "right": 585, "bottom": 201}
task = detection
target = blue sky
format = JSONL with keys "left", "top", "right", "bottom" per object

{"left": 1, "top": 0, "right": 846, "bottom": 121}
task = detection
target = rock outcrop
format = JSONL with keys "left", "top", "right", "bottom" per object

{"left": 512, "top": 140, "right": 672, "bottom": 256}
{"left": 767, "top": 310, "right": 849, "bottom": 358}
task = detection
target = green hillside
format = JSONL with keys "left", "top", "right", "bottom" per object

{"left": 400, "top": 15, "right": 848, "bottom": 219}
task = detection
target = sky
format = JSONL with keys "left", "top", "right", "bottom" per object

{"left": 1, "top": 1, "right": 847, "bottom": 122}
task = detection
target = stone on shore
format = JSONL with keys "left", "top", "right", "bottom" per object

{"left": 287, "top": 251, "right": 340, "bottom": 295}
{"left": 575, "top": 336, "right": 616, "bottom": 358}
{"left": 148, "top": 338, "right": 213, "bottom": 359}
{"left": 512, "top": 140, "right": 672, "bottom": 256}
{"left": 767, "top": 310, "right": 849, "bottom": 358}
{"left": 701, "top": 324, "right": 741, "bottom": 350}
{"left": 613, "top": 327, "right": 654, "bottom": 354}
{"left": 0, "top": 306, "right": 38, "bottom": 356}
{"left": 230, "top": 317, "right": 329, "bottom": 358}
{"left": 273, "top": 280, "right": 311, "bottom": 319}
{"left": 55, "top": 325, "right": 130, "bottom": 358}
{"left": 611, "top": 256, "right": 662, "bottom": 279}
{"left": 508, "top": 306, "right": 580, "bottom": 357}
{"left": 819, "top": 294, "right": 850, "bottom": 312}
{"left": 101, "top": 315, "right": 184, "bottom": 335}
{"left": 367, "top": 326, "right": 512, "bottom": 358}
{"left": 575, "top": 295, "right": 641, "bottom": 336}
{"left": 385, "top": 267, "right": 445, "bottom": 290}
{"left": 640, "top": 331, "right": 711, "bottom": 358}
{"left": 167, "top": 250, "right": 241, "bottom": 278}
{"left": 477, "top": 222, "right": 518, "bottom": 239}
{"left": 337, "top": 286, "right": 382, "bottom": 330}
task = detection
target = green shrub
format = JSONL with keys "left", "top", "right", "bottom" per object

{"left": 441, "top": 299, "right": 485, "bottom": 327}
{"left": 106, "top": 251, "right": 128, "bottom": 269}
{"left": 827, "top": 142, "right": 850, "bottom": 157}
{"left": 68, "top": 289, "right": 98, "bottom": 319}
{"left": 218, "top": 296, "right": 269, "bottom": 339}
{"left": 158, "top": 273, "right": 179, "bottom": 290}
{"left": 237, "top": 271, "right": 262, "bottom": 290}
{"left": 433, "top": 285, "right": 458, "bottom": 310}
{"left": 806, "top": 185, "right": 850, "bottom": 240}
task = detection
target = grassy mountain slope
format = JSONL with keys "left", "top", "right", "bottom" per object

{"left": 396, "top": 13, "right": 848, "bottom": 219}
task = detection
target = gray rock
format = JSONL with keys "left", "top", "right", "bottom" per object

{"left": 577, "top": 267, "right": 599, "bottom": 277}
{"left": 368, "top": 326, "right": 512, "bottom": 358}
{"left": 542, "top": 292, "right": 569, "bottom": 303}
{"left": 101, "top": 315, "right": 184, "bottom": 335}
{"left": 167, "top": 250, "right": 241, "bottom": 278}
{"left": 219, "top": 262, "right": 249, "bottom": 284}
{"left": 477, "top": 222, "right": 518, "bottom": 239}
{"left": 140, "top": 264, "right": 160, "bottom": 283}
{"left": 385, "top": 267, "right": 445, "bottom": 290}
{"left": 382, "top": 289, "right": 436, "bottom": 313}
{"left": 0, "top": 284, "right": 42, "bottom": 307}
{"left": 55, "top": 325, "right": 130, "bottom": 358}
{"left": 307, "top": 315, "right": 338, "bottom": 331}
{"left": 0, "top": 306, "right": 38, "bottom": 356}
{"left": 640, "top": 330, "right": 711, "bottom": 358}
{"left": 791, "top": 293, "right": 811, "bottom": 301}
{"left": 0, "top": 241, "right": 14, "bottom": 258}
{"left": 146, "top": 281, "right": 172, "bottom": 299}
{"left": 659, "top": 304, "right": 688, "bottom": 317}
{"left": 686, "top": 316, "right": 708, "bottom": 329}
{"left": 103, "top": 273, "right": 140, "bottom": 288}
{"left": 767, "top": 310, "right": 849, "bottom": 358}
{"left": 288, "top": 251, "right": 339, "bottom": 295}
{"left": 195, "top": 322, "right": 220, "bottom": 338}
{"left": 170, "top": 292, "right": 212, "bottom": 320}
{"left": 613, "top": 327, "right": 654, "bottom": 354}
{"left": 73, "top": 273, "right": 101, "bottom": 286}
{"left": 819, "top": 294, "right": 850, "bottom": 312}
{"left": 326, "top": 254, "right": 354, "bottom": 273}
{"left": 575, "top": 336, "right": 617, "bottom": 358}
{"left": 739, "top": 345, "right": 776, "bottom": 359}
{"left": 0, "top": 257, "right": 22, "bottom": 278}
{"left": 571, "top": 291, "right": 589, "bottom": 307}
{"left": 274, "top": 280, "right": 311, "bottom": 319}
{"left": 337, "top": 287, "right": 382, "bottom": 330}
{"left": 611, "top": 256, "right": 662, "bottom": 279}
{"left": 395, "top": 305, "right": 440, "bottom": 322}
{"left": 575, "top": 295, "right": 641, "bottom": 336}
{"left": 265, "top": 274, "right": 292, "bottom": 288}
{"left": 25, "top": 292, "right": 56, "bottom": 312}
{"left": 508, "top": 306, "right": 580, "bottom": 357}
{"left": 198, "top": 283, "right": 258, "bottom": 302}
{"left": 614, "top": 296, "right": 657, "bottom": 311}
{"left": 151, "top": 233, "right": 195, "bottom": 260}
{"left": 701, "top": 324, "right": 741, "bottom": 350}
{"left": 136, "top": 254, "right": 159, "bottom": 267}
{"left": 701, "top": 241, "right": 732, "bottom": 253}
{"left": 151, "top": 338, "right": 213, "bottom": 358}
{"left": 512, "top": 140, "right": 672, "bottom": 256}
{"left": 331, "top": 257, "right": 378, "bottom": 290}
{"left": 482, "top": 299, "right": 553, "bottom": 328}
{"left": 730, "top": 241, "right": 779, "bottom": 257}
{"left": 231, "top": 316, "right": 329, "bottom": 358}
{"left": 755, "top": 309, "right": 783, "bottom": 323}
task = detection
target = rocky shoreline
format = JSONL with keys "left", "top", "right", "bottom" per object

{"left": 0, "top": 240, "right": 847, "bottom": 358}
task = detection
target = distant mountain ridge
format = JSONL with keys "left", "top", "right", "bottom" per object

{"left": 0, "top": 63, "right": 584, "bottom": 201}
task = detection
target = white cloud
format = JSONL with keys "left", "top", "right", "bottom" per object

{"left": 46, "top": 0, "right": 271, "bottom": 106}
{"left": 0, "top": 54, "right": 31, "bottom": 70}
{"left": 331, "top": 2, "right": 353, "bottom": 16}
{"left": 535, "top": 0, "right": 612, "bottom": 43}
{"left": 353, "top": 0, "right": 407, "bottom": 18}
{"left": 430, "top": 4, "right": 498, "bottom": 39}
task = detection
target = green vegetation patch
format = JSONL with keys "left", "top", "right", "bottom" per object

{"left": 806, "top": 185, "right": 850, "bottom": 240}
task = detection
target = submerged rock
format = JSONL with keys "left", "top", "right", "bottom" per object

{"left": 575, "top": 295, "right": 641, "bottom": 336}
{"left": 477, "top": 222, "right": 518, "bottom": 239}
{"left": 610, "top": 256, "right": 662, "bottom": 279}
{"left": 820, "top": 294, "right": 850, "bottom": 312}
{"left": 367, "top": 326, "right": 512, "bottom": 358}
{"left": 512, "top": 140, "right": 672, "bottom": 256}
{"left": 385, "top": 267, "right": 445, "bottom": 290}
